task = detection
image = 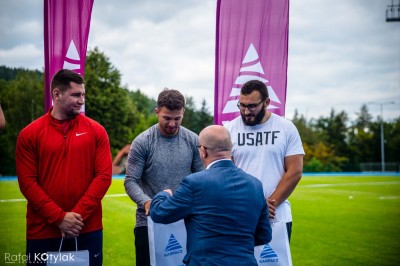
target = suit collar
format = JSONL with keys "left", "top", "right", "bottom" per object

{"left": 207, "top": 159, "right": 234, "bottom": 169}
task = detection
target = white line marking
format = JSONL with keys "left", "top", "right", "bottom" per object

{"left": 0, "top": 199, "right": 25, "bottom": 203}
{"left": 379, "top": 196, "right": 399, "bottom": 200}
{"left": 301, "top": 181, "right": 400, "bottom": 188}
{"left": 104, "top": 194, "right": 128, "bottom": 198}
{"left": 0, "top": 193, "right": 129, "bottom": 203}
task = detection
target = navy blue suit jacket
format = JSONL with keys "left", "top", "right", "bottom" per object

{"left": 150, "top": 160, "right": 272, "bottom": 266}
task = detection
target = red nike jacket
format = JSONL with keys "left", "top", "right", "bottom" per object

{"left": 16, "top": 109, "right": 112, "bottom": 239}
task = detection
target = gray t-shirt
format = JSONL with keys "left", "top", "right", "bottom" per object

{"left": 124, "top": 124, "right": 204, "bottom": 227}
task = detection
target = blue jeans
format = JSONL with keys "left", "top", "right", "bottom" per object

{"left": 26, "top": 230, "right": 102, "bottom": 266}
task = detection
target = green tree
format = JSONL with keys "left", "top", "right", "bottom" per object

{"left": 0, "top": 70, "right": 44, "bottom": 175}
{"left": 303, "top": 142, "right": 348, "bottom": 172}
{"left": 292, "top": 110, "right": 316, "bottom": 170}
{"left": 314, "top": 109, "right": 349, "bottom": 154}
{"left": 197, "top": 99, "right": 214, "bottom": 131}
{"left": 347, "top": 105, "right": 374, "bottom": 171}
{"left": 355, "top": 104, "right": 373, "bottom": 127}
{"left": 182, "top": 97, "right": 213, "bottom": 134}
{"left": 128, "top": 89, "right": 156, "bottom": 117}
{"left": 84, "top": 48, "right": 144, "bottom": 156}
{"left": 127, "top": 89, "right": 158, "bottom": 137}
{"left": 182, "top": 96, "right": 198, "bottom": 133}
{"left": 291, "top": 109, "right": 318, "bottom": 146}
{"left": 385, "top": 118, "right": 400, "bottom": 167}
{"left": 312, "top": 109, "right": 350, "bottom": 170}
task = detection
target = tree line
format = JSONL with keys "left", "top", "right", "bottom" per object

{"left": 292, "top": 107, "right": 399, "bottom": 172}
{"left": 0, "top": 48, "right": 213, "bottom": 175}
{"left": 0, "top": 48, "right": 399, "bottom": 175}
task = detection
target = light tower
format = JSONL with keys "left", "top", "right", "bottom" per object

{"left": 368, "top": 101, "right": 395, "bottom": 172}
{"left": 386, "top": 0, "right": 400, "bottom": 22}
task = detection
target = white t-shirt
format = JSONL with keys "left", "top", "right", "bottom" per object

{"left": 225, "top": 113, "right": 305, "bottom": 222}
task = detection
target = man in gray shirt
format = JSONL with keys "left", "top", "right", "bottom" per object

{"left": 124, "top": 88, "right": 204, "bottom": 266}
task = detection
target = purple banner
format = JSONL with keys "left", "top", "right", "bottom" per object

{"left": 44, "top": 0, "right": 94, "bottom": 113}
{"left": 214, "top": 0, "right": 289, "bottom": 125}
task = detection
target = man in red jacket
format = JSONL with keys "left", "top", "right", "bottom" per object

{"left": 16, "top": 69, "right": 112, "bottom": 265}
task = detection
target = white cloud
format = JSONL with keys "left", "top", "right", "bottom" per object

{"left": 0, "top": 44, "right": 43, "bottom": 70}
{"left": 0, "top": 0, "right": 399, "bottom": 121}
{"left": 89, "top": 0, "right": 216, "bottom": 106}
{"left": 286, "top": 0, "right": 400, "bottom": 121}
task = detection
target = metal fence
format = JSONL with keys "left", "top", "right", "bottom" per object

{"left": 360, "top": 162, "right": 400, "bottom": 172}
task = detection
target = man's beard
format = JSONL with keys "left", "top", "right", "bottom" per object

{"left": 241, "top": 107, "right": 265, "bottom": 126}
{"left": 66, "top": 108, "right": 81, "bottom": 118}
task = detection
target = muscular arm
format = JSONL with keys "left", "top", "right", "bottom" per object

{"left": 124, "top": 138, "right": 151, "bottom": 208}
{"left": 268, "top": 154, "right": 303, "bottom": 212}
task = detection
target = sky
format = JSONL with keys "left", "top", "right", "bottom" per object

{"left": 0, "top": 0, "right": 399, "bottom": 122}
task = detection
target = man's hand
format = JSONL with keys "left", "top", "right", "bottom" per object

{"left": 144, "top": 200, "right": 152, "bottom": 216}
{"left": 267, "top": 198, "right": 276, "bottom": 220}
{"left": 163, "top": 189, "right": 173, "bottom": 196}
{"left": 59, "top": 212, "right": 84, "bottom": 238}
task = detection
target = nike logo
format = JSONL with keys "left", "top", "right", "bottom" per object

{"left": 94, "top": 253, "right": 101, "bottom": 258}
{"left": 76, "top": 132, "right": 88, "bottom": 136}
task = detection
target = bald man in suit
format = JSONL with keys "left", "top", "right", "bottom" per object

{"left": 150, "top": 125, "right": 271, "bottom": 266}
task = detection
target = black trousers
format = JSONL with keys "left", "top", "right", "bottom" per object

{"left": 286, "top": 221, "right": 292, "bottom": 243}
{"left": 134, "top": 226, "right": 150, "bottom": 266}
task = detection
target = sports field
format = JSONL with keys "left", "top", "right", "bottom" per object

{"left": 1, "top": 174, "right": 399, "bottom": 265}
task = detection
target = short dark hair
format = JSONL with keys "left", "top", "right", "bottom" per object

{"left": 51, "top": 69, "right": 85, "bottom": 94}
{"left": 241, "top": 80, "right": 269, "bottom": 100}
{"left": 157, "top": 88, "right": 185, "bottom": 110}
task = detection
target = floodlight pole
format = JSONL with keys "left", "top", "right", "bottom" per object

{"left": 368, "top": 101, "right": 395, "bottom": 172}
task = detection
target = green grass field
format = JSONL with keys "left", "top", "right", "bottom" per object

{"left": 1, "top": 175, "right": 399, "bottom": 265}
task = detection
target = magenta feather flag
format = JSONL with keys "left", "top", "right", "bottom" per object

{"left": 214, "top": 0, "right": 290, "bottom": 125}
{"left": 44, "top": 0, "right": 94, "bottom": 113}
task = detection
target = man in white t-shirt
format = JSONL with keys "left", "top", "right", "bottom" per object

{"left": 224, "top": 80, "right": 304, "bottom": 241}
